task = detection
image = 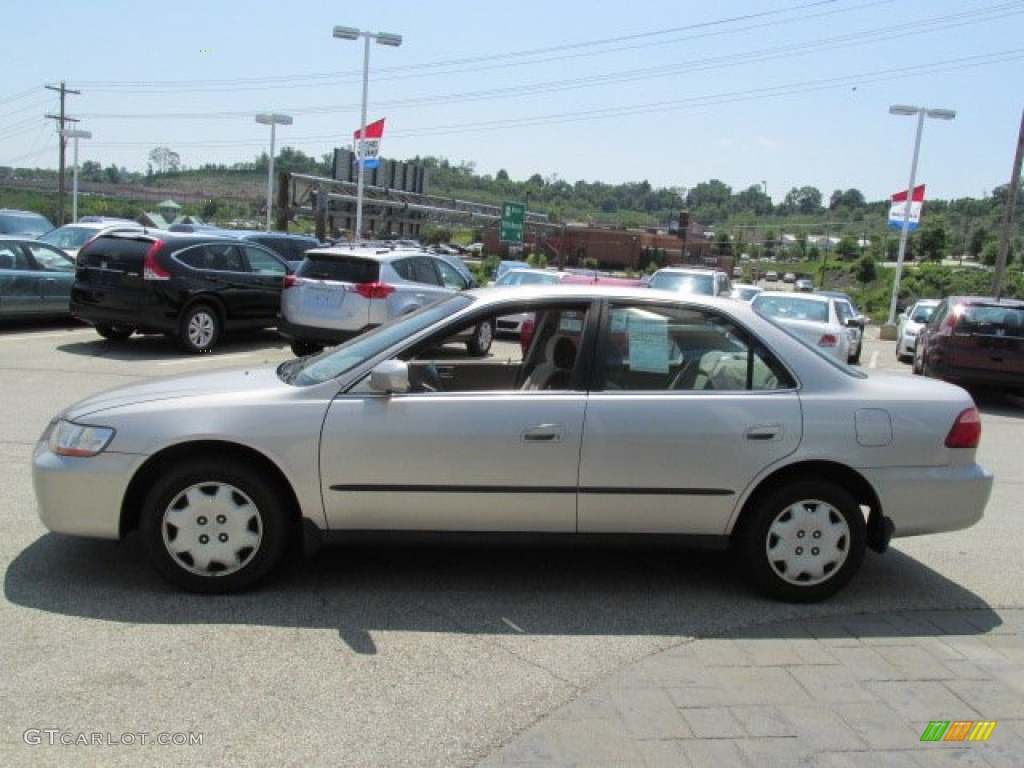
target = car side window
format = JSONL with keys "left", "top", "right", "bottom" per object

{"left": 596, "top": 303, "right": 791, "bottom": 392}
{"left": 0, "top": 244, "right": 23, "bottom": 270}
{"left": 244, "top": 246, "right": 286, "bottom": 275}
{"left": 27, "top": 244, "right": 74, "bottom": 271}
{"left": 410, "top": 257, "right": 442, "bottom": 286}
{"left": 434, "top": 259, "right": 468, "bottom": 290}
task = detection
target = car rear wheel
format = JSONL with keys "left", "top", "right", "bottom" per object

{"left": 95, "top": 323, "right": 134, "bottom": 341}
{"left": 738, "top": 480, "right": 866, "bottom": 602}
{"left": 179, "top": 303, "right": 221, "bottom": 353}
{"left": 140, "top": 458, "right": 291, "bottom": 593}
{"left": 466, "top": 320, "right": 494, "bottom": 357}
{"left": 290, "top": 339, "right": 323, "bottom": 357}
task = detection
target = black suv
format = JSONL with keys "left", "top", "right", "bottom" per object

{"left": 71, "top": 231, "right": 291, "bottom": 353}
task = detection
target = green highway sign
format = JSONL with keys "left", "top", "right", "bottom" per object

{"left": 499, "top": 201, "right": 525, "bottom": 243}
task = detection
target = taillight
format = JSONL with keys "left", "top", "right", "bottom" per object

{"left": 284, "top": 274, "right": 298, "bottom": 289}
{"left": 940, "top": 305, "right": 962, "bottom": 335}
{"left": 945, "top": 407, "right": 982, "bottom": 448}
{"left": 818, "top": 333, "right": 838, "bottom": 347}
{"left": 142, "top": 240, "right": 170, "bottom": 280}
{"left": 520, "top": 315, "right": 536, "bottom": 354}
{"left": 354, "top": 282, "right": 395, "bottom": 299}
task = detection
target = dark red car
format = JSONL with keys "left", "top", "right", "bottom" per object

{"left": 914, "top": 295, "right": 1024, "bottom": 394}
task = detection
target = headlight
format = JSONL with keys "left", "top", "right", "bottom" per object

{"left": 48, "top": 419, "right": 115, "bottom": 457}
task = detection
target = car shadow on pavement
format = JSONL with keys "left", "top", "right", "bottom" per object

{"left": 5, "top": 533, "right": 1002, "bottom": 654}
{"left": 968, "top": 387, "right": 1024, "bottom": 416}
{"left": 55, "top": 330, "right": 291, "bottom": 361}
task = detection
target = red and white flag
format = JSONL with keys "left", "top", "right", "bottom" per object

{"left": 888, "top": 184, "right": 926, "bottom": 231}
{"left": 353, "top": 118, "right": 385, "bottom": 168}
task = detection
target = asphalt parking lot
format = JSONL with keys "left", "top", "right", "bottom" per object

{"left": 1, "top": 320, "right": 1022, "bottom": 767}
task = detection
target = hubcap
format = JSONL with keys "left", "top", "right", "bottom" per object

{"left": 477, "top": 323, "right": 493, "bottom": 349}
{"left": 188, "top": 311, "right": 216, "bottom": 348}
{"left": 161, "top": 482, "right": 262, "bottom": 577}
{"left": 765, "top": 499, "right": 850, "bottom": 586}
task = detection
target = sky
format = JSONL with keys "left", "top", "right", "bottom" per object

{"left": 2, "top": 0, "right": 1022, "bottom": 204}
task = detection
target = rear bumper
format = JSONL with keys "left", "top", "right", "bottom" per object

{"left": 927, "top": 362, "right": 1024, "bottom": 390}
{"left": 862, "top": 462, "right": 993, "bottom": 538}
{"left": 276, "top": 317, "right": 371, "bottom": 344}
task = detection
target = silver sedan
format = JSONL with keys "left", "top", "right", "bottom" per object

{"left": 33, "top": 285, "right": 993, "bottom": 602}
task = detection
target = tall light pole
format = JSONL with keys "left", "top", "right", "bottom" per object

{"left": 333, "top": 25, "right": 403, "bottom": 239}
{"left": 254, "top": 113, "right": 292, "bottom": 231}
{"left": 61, "top": 128, "right": 91, "bottom": 222}
{"left": 885, "top": 105, "right": 956, "bottom": 329}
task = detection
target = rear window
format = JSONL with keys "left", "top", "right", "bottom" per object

{"left": 297, "top": 254, "right": 379, "bottom": 283}
{"left": 650, "top": 272, "right": 715, "bottom": 295}
{"left": 77, "top": 236, "right": 154, "bottom": 268}
{"left": 956, "top": 304, "right": 1024, "bottom": 338}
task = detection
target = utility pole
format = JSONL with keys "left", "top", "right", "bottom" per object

{"left": 45, "top": 81, "right": 81, "bottom": 225}
{"left": 991, "top": 109, "right": 1024, "bottom": 299}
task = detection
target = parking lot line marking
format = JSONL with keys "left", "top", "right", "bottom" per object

{"left": 0, "top": 329, "right": 93, "bottom": 342}
{"left": 869, "top": 350, "right": 879, "bottom": 369}
{"left": 501, "top": 617, "right": 525, "bottom": 633}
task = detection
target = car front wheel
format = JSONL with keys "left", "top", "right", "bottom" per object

{"left": 466, "top": 320, "right": 494, "bottom": 357}
{"left": 738, "top": 480, "right": 866, "bottom": 602}
{"left": 179, "top": 303, "right": 221, "bottom": 353}
{"left": 140, "top": 458, "right": 291, "bottom": 593}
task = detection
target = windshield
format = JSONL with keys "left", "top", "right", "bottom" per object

{"left": 649, "top": 272, "right": 714, "bottom": 295}
{"left": 911, "top": 305, "right": 936, "bottom": 323}
{"left": 39, "top": 226, "right": 102, "bottom": 249}
{"left": 282, "top": 294, "right": 474, "bottom": 386}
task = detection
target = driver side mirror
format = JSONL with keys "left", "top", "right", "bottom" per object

{"left": 369, "top": 359, "right": 409, "bottom": 394}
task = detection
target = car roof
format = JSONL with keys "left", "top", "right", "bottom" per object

{"left": 756, "top": 290, "right": 831, "bottom": 303}
{"left": 303, "top": 245, "right": 437, "bottom": 262}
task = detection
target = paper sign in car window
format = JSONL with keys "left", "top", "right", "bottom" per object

{"left": 628, "top": 317, "right": 670, "bottom": 373}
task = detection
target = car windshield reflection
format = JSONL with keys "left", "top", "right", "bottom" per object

{"left": 285, "top": 294, "right": 474, "bottom": 386}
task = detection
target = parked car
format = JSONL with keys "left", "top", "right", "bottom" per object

{"left": 648, "top": 267, "right": 732, "bottom": 297}
{"left": 0, "top": 208, "right": 54, "bottom": 238}
{"left": 33, "top": 285, "right": 992, "bottom": 601}
{"left": 70, "top": 231, "right": 292, "bottom": 353}
{"left": 896, "top": 299, "right": 940, "bottom": 362}
{"left": 751, "top": 291, "right": 851, "bottom": 363}
{"left": 278, "top": 246, "right": 490, "bottom": 357}
{"left": 914, "top": 296, "right": 1024, "bottom": 394}
{"left": 730, "top": 283, "right": 763, "bottom": 302}
{"left": 764, "top": 270, "right": 779, "bottom": 282}
{"left": 783, "top": 272, "right": 797, "bottom": 283}
{"left": 231, "top": 231, "right": 321, "bottom": 269}
{"left": 794, "top": 278, "right": 814, "bottom": 293}
{"left": 0, "top": 237, "right": 77, "bottom": 318}
{"left": 37, "top": 219, "right": 144, "bottom": 260}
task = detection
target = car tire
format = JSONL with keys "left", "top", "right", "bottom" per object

{"left": 466, "top": 320, "right": 494, "bottom": 357}
{"left": 178, "top": 303, "right": 221, "bottom": 353}
{"left": 848, "top": 346, "right": 861, "bottom": 365}
{"left": 290, "top": 339, "right": 323, "bottom": 357}
{"left": 738, "top": 480, "right": 866, "bottom": 603}
{"left": 912, "top": 345, "right": 924, "bottom": 375}
{"left": 95, "top": 323, "right": 135, "bottom": 341}
{"left": 140, "top": 457, "right": 292, "bottom": 594}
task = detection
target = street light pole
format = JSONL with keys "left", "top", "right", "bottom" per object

{"left": 885, "top": 105, "right": 956, "bottom": 328}
{"left": 255, "top": 113, "right": 293, "bottom": 231}
{"left": 61, "top": 128, "right": 91, "bottom": 222}
{"left": 333, "top": 25, "right": 403, "bottom": 239}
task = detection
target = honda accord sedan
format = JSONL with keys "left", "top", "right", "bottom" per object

{"left": 33, "top": 285, "right": 993, "bottom": 602}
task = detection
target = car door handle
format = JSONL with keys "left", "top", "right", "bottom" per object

{"left": 745, "top": 425, "right": 782, "bottom": 441}
{"left": 522, "top": 424, "right": 564, "bottom": 443}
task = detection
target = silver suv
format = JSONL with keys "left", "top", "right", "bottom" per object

{"left": 648, "top": 266, "right": 732, "bottom": 297}
{"left": 278, "top": 246, "right": 492, "bottom": 357}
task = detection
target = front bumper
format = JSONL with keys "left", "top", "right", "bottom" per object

{"left": 32, "top": 441, "right": 143, "bottom": 540}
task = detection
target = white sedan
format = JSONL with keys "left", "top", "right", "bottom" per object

{"left": 897, "top": 299, "right": 940, "bottom": 362}
{"left": 751, "top": 291, "right": 851, "bottom": 363}
{"left": 33, "top": 286, "right": 993, "bottom": 602}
